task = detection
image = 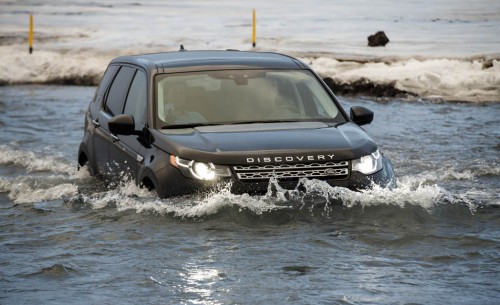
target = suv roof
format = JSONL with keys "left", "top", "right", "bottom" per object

{"left": 110, "top": 50, "right": 308, "bottom": 73}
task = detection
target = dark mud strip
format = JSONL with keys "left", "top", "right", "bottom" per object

{"left": 323, "top": 77, "right": 415, "bottom": 98}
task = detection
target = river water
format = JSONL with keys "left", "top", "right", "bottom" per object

{"left": 0, "top": 85, "right": 499, "bottom": 304}
{"left": 1, "top": 0, "right": 499, "bottom": 303}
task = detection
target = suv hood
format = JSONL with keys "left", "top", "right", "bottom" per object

{"left": 154, "top": 122, "right": 377, "bottom": 164}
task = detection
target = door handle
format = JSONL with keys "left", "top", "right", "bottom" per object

{"left": 92, "top": 119, "right": 100, "bottom": 127}
{"left": 110, "top": 134, "right": 119, "bottom": 142}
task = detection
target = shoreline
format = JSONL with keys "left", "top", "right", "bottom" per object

{"left": 1, "top": 45, "right": 498, "bottom": 103}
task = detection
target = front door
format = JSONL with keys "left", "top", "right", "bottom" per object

{"left": 108, "top": 69, "right": 148, "bottom": 182}
{"left": 89, "top": 65, "right": 119, "bottom": 174}
{"left": 98, "top": 65, "right": 136, "bottom": 176}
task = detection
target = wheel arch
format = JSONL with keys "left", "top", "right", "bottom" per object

{"left": 139, "top": 168, "right": 162, "bottom": 196}
{"left": 78, "top": 150, "right": 89, "bottom": 167}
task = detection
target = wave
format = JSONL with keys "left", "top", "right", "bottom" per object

{"left": 1, "top": 178, "right": 79, "bottom": 204}
{"left": 1, "top": 146, "right": 497, "bottom": 215}
{"left": 0, "top": 145, "right": 76, "bottom": 174}
{"left": 66, "top": 174, "right": 498, "bottom": 219}
{"left": 0, "top": 45, "right": 498, "bottom": 102}
{"left": 2, "top": 166, "right": 496, "bottom": 217}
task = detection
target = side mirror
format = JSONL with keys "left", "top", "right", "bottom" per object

{"left": 350, "top": 106, "right": 374, "bottom": 126}
{"left": 109, "top": 114, "right": 136, "bottom": 135}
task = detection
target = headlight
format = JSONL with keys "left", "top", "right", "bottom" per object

{"left": 192, "top": 162, "right": 215, "bottom": 180}
{"left": 352, "top": 149, "right": 383, "bottom": 175}
{"left": 170, "top": 155, "right": 231, "bottom": 181}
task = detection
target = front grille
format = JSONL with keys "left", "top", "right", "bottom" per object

{"left": 233, "top": 161, "right": 350, "bottom": 181}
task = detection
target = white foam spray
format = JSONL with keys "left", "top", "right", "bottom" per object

{"left": 1, "top": 147, "right": 497, "bottom": 215}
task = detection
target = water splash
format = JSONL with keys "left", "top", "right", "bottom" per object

{"left": 269, "top": 177, "right": 445, "bottom": 210}
{"left": 76, "top": 179, "right": 288, "bottom": 218}
{"left": 71, "top": 175, "right": 460, "bottom": 219}
{"left": 1, "top": 146, "right": 497, "bottom": 216}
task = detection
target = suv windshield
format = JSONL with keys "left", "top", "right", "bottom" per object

{"left": 155, "top": 69, "right": 345, "bottom": 128}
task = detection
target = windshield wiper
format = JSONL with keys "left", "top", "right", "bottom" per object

{"left": 161, "top": 120, "right": 300, "bottom": 129}
{"left": 161, "top": 122, "right": 222, "bottom": 129}
{"left": 227, "top": 119, "right": 306, "bottom": 125}
{"left": 161, "top": 119, "right": 336, "bottom": 129}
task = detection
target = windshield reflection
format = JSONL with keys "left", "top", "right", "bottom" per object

{"left": 155, "top": 69, "right": 344, "bottom": 129}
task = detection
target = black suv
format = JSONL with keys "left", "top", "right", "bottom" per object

{"left": 78, "top": 50, "right": 396, "bottom": 197}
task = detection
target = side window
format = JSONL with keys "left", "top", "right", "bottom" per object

{"left": 105, "top": 66, "right": 135, "bottom": 116}
{"left": 93, "top": 65, "right": 119, "bottom": 104}
{"left": 123, "top": 70, "right": 147, "bottom": 130}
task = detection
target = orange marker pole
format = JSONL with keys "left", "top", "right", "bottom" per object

{"left": 29, "top": 14, "right": 34, "bottom": 54}
{"left": 252, "top": 9, "right": 256, "bottom": 48}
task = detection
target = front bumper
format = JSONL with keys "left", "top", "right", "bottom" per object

{"left": 154, "top": 156, "right": 396, "bottom": 197}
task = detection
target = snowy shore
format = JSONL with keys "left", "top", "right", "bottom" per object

{"left": 1, "top": 0, "right": 499, "bottom": 102}
{"left": 1, "top": 45, "right": 498, "bottom": 102}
